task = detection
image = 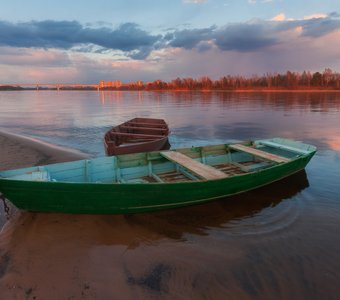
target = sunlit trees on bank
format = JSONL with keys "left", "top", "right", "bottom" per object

{"left": 4, "top": 69, "right": 339, "bottom": 91}
{"left": 110, "top": 69, "right": 339, "bottom": 91}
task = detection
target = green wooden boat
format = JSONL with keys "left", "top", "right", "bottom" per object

{"left": 0, "top": 138, "right": 316, "bottom": 214}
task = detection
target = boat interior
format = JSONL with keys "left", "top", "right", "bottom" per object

{"left": 105, "top": 118, "right": 169, "bottom": 146}
{"left": 0, "top": 138, "right": 315, "bottom": 184}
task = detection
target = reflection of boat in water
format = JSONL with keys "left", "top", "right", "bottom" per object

{"left": 104, "top": 117, "right": 170, "bottom": 156}
{"left": 0, "top": 169, "right": 310, "bottom": 252}
{"left": 125, "top": 169, "right": 310, "bottom": 241}
{"left": 0, "top": 138, "right": 316, "bottom": 214}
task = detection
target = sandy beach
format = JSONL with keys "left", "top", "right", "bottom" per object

{"left": 0, "top": 131, "right": 88, "bottom": 171}
{"left": 0, "top": 131, "right": 106, "bottom": 299}
{"left": 0, "top": 131, "right": 88, "bottom": 224}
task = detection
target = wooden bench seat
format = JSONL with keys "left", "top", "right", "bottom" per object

{"left": 160, "top": 151, "right": 228, "bottom": 180}
{"left": 229, "top": 144, "right": 291, "bottom": 163}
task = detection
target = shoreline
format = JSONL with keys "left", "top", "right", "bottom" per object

{"left": 0, "top": 130, "right": 89, "bottom": 227}
{"left": 1, "top": 88, "right": 340, "bottom": 92}
{"left": 0, "top": 130, "right": 88, "bottom": 171}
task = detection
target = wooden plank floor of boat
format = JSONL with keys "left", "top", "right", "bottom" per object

{"left": 229, "top": 144, "right": 290, "bottom": 163}
{"left": 160, "top": 151, "right": 228, "bottom": 180}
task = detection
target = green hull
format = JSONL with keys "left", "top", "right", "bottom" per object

{"left": 0, "top": 140, "right": 315, "bottom": 214}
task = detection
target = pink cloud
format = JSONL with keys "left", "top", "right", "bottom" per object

{"left": 0, "top": 23, "right": 339, "bottom": 84}
{"left": 0, "top": 47, "right": 71, "bottom": 67}
{"left": 144, "top": 28, "right": 340, "bottom": 79}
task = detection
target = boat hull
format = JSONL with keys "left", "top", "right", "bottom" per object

{"left": 104, "top": 117, "right": 170, "bottom": 156}
{"left": 105, "top": 135, "right": 169, "bottom": 156}
{"left": 0, "top": 152, "right": 314, "bottom": 214}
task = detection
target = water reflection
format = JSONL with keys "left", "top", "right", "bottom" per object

{"left": 99, "top": 90, "right": 123, "bottom": 104}
{"left": 124, "top": 170, "right": 309, "bottom": 244}
{"left": 138, "top": 91, "right": 340, "bottom": 112}
{"left": 23, "top": 89, "right": 340, "bottom": 119}
{"left": 0, "top": 170, "right": 309, "bottom": 248}
{"left": 1, "top": 91, "right": 340, "bottom": 155}
{"left": 0, "top": 170, "right": 314, "bottom": 299}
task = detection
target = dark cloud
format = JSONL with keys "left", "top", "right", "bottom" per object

{"left": 165, "top": 13, "right": 340, "bottom": 52}
{"left": 299, "top": 17, "right": 340, "bottom": 37}
{"left": 0, "top": 13, "right": 339, "bottom": 59}
{"left": 214, "top": 23, "right": 278, "bottom": 51}
{"left": 0, "top": 20, "right": 160, "bottom": 59}
{"left": 274, "top": 14, "right": 340, "bottom": 38}
{"left": 196, "top": 41, "right": 213, "bottom": 52}
{"left": 167, "top": 26, "right": 216, "bottom": 49}
{"left": 163, "top": 22, "right": 278, "bottom": 52}
{"left": 0, "top": 20, "right": 82, "bottom": 48}
{"left": 329, "top": 12, "right": 340, "bottom": 18}
{"left": 127, "top": 46, "right": 154, "bottom": 60}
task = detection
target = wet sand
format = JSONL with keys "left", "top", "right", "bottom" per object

{"left": 0, "top": 131, "right": 88, "bottom": 171}
{"left": 0, "top": 132, "right": 339, "bottom": 299}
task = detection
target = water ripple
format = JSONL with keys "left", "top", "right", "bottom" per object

{"left": 210, "top": 198, "right": 302, "bottom": 238}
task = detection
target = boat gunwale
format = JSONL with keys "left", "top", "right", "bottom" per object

{"left": 0, "top": 138, "right": 317, "bottom": 214}
{"left": 0, "top": 149, "right": 316, "bottom": 187}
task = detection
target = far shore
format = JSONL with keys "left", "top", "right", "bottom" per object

{"left": 1, "top": 87, "right": 340, "bottom": 92}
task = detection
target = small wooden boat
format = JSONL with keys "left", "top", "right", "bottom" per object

{"left": 0, "top": 138, "right": 316, "bottom": 214}
{"left": 104, "top": 117, "right": 170, "bottom": 155}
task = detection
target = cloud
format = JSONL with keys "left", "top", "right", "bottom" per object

{"left": 156, "top": 29, "right": 340, "bottom": 79}
{"left": 166, "top": 26, "right": 216, "bottom": 49}
{"left": 248, "top": 0, "right": 273, "bottom": 4}
{"left": 303, "top": 13, "right": 328, "bottom": 20}
{"left": 165, "top": 21, "right": 278, "bottom": 52}
{"left": 1, "top": 12, "right": 340, "bottom": 83}
{"left": 165, "top": 12, "right": 340, "bottom": 52}
{"left": 271, "top": 13, "right": 286, "bottom": 21}
{"left": 272, "top": 14, "right": 340, "bottom": 38}
{"left": 1, "top": 13, "right": 339, "bottom": 60}
{"left": 299, "top": 17, "right": 340, "bottom": 37}
{"left": 214, "top": 22, "right": 278, "bottom": 51}
{"left": 272, "top": 12, "right": 328, "bottom": 22}
{"left": 0, "top": 47, "right": 71, "bottom": 67}
{"left": 1, "top": 26, "right": 340, "bottom": 85}
{"left": 164, "top": 22, "right": 279, "bottom": 53}
{"left": 0, "top": 20, "right": 160, "bottom": 59}
{"left": 271, "top": 13, "right": 294, "bottom": 21}
{"left": 183, "top": 0, "right": 207, "bottom": 3}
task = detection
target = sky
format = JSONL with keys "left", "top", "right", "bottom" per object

{"left": 0, "top": 0, "right": 340, "bottom": 84}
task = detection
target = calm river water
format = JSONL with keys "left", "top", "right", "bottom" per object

{"left": 0, "top": 90, "right": 340, "bottom": 299}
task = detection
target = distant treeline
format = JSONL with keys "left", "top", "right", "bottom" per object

{"left": 0, "top": 85, "right": 24, "bottom": 91}
{"left": 2, "top": 69, "right": 340, "bottom": 91}
{"left": 109, "top": 69, "right": 340, "bottom": 91}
